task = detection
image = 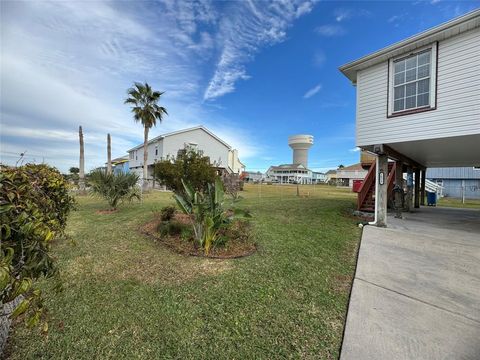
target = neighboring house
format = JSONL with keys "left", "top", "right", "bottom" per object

{"left": 337, "top": 163, "right": 368, "bottom": 188}
{"left": 111, "top": 156, "right": 129, "bottom": 175}
{"left": 312, "top": 171, "right": 327, "bottom": 184}
{"left": 127, "top": 126, "right": 245, "bottom": 184}
{"left": 266, "top": 164, "right": 313, "bottom": 184}
{"left": 242, "top": 171, "right": 264, "bottom": 183}
{"left": 340, "top": 10, "right": 480, "bottom": 226}
{"left": 325, "top": 170, "right": 337, "bottom": 183}
{"left": 427, "top": 167, "right": 480, "bottom": 199}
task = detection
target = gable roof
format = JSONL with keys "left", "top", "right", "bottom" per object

{"left": 127, "top": 125, "right": 232, "bottom": 152}
{"left": 338, "top": 163, "right": 365, "bottom": 172}
{"left": 339, "top": 9, "right": 480, "bottom": 83}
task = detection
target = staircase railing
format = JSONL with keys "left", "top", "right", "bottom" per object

{"left": 357, "top": 162, "right": 376, "bottom": 210}
{"left": 387, "top": 162, "right": 397, "bottom": 196}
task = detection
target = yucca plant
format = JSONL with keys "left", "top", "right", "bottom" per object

{"left": 174, "top": 178, "right": 250, "bottom": 255}
{"left": 89, "top": 170, "right": 140, "bottom": 210}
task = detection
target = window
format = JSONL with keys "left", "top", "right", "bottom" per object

{"left": 388, "top": 44, "right": 437, "bottom": 116}
{"left": 155, "top": 146, "right": 158, "bottom": 156}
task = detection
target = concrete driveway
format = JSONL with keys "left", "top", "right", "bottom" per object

{"left": 340, "top": 207, "right": 480, "bottom": 360}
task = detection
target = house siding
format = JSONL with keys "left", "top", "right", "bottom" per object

{"left": 427, "top": 167, "right": 480, "bottom": 179}
{"left": 127, "top": 127, "right": 241, "bottom": 174}
{"left": 356, "top": 27, "right": 480, "bottom": 147}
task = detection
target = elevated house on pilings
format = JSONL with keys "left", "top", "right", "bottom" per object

{"left": 339, "top": 10, "right": 480, "bottom": 227}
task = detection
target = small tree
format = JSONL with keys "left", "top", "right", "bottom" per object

{"left": 69, "top": 167, "right": 79, "bottom": 175}
{"left": 89, "top": 170, "right": 140, "bottom": 210}
{"left": 154, "top": 149, "right": 217, "bottom": 194}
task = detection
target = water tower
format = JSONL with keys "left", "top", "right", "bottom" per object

{"left": 288, "top": 135, "right": 314, "bottom": 167}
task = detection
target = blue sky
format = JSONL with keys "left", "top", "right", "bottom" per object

{"left": 1, "top": 0, "right": 478, "bottom": 173}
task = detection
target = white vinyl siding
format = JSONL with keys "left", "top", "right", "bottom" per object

{"left": 356, "top": 27, "right": 480, "bottom": 146}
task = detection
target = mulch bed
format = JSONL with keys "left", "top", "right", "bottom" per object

{"left": 140, "top": 214, "right": 257, "bottom": 259}
{"left": 95, "top": 209, "right": 118, "bottom": 215}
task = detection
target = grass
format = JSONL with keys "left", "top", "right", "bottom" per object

{"left": 7, "top": 184, "right": 361, "bottom": 359}
{"left": 437, "top": 196, "right": 480, "bottom": 209}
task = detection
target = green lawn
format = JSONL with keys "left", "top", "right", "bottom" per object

{"left": 437, "top": 196, "right": 480, "bottom": 209}
{"left": 7, "top": 184, "right": 361, "bottom": 359}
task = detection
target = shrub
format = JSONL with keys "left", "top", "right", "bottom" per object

{"left": 0, "top": 164, "right": 76, "bottom": 327}
{"left": 157, "top": 220, "right": 188, "bottom": 237}
{"left": 154, "top": 149, "right": 217, "bottom": 194}
{"left": 222, "top": 173, "right": 243, "bottom": 201}
{"left": 174, "top": 178, "right": 251, "bottom": 255}
{"left": 89, "top": 170, "right": 140, "bottom": 210}
{"left": 160, "top": 205, "right": 176, "bottom": 221}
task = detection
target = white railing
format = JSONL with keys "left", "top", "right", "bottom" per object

{"left": 403, "top": 174, "right": 444, "bottom": 197}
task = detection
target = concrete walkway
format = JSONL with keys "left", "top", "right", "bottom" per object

{"left": 340, "top": 207, "right": 480, "bottom": 360}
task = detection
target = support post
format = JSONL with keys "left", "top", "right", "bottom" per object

{"left": 414, "top": 169, "right": 420, "bottom": 209}
{"left": 406, "top": 167, "right": 414, "bottom": 212}
{"left": 420, "top": 169, "right": 426, "bottom": 206}
{"left": 376, "top": 154, "right": 388, "bottom": 227}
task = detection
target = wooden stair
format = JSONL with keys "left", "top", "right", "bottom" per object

{"left": 357, "top": 162, "right": 396, "bottom": 212}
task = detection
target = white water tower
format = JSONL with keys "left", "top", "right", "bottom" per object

{"left": 288, "top": 135, "right": 314, "bottom": 167}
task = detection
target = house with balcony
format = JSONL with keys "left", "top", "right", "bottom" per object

{"left": 127, "top": 126, "right": 245, "bottom": 185}
{"left": 339, "top": 10, "right": 480, "bottom": 226}
{"left": 265, "top": 164, "right": 313, "bottom": 184}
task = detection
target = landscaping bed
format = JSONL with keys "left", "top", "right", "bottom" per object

{"left": 141, "top": 213, "right": 257, "bottom": 259}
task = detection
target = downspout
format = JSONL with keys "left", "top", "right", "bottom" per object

{"left": 369, "top": 156, "right": 379, "bottom": 226}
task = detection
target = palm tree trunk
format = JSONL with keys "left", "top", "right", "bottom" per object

{"left": 79, "top": 126, "right": 85, "bottom": 192}
{"left": 107, "top": 133, "right": 112, "bottom": 175}
{"left": 143, "top": 126, "right": 149, "bottom": 190}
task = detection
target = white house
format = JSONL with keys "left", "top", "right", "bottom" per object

{"left": 336, "top": 163, "right": 369, "bottom": 188}
{"left": 127, "top": 126, "right": 245, "bottom": 184}
{"left": 266, "top": 164, "right": 312, "bottom": 184}
{"left": 339, "top": 10, "right": 480, "bottom": 226}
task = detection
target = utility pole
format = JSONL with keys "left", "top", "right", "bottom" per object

{"left": 79, "top": 126, "right": 85, "bottom": 192}
{"left": 107, "top": 133, "right": 112, "bottom": 175}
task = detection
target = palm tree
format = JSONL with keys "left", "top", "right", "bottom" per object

{"left": 107, "top": 133, "right": 112, "bottom": 175}
{"left": 124, "top": 82, "right": 167, "bottom": 189}
{"left": 79, "top": 125, "right": 85, "bottom": 192}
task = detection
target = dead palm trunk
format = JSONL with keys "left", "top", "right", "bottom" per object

{"left": 79, "top": 126, "right": 85, "bottom": 192}
{"left": 143, "top": 126, "right": 149, "bottom": 190}
{"left": 107, "top": 133, "right": 112, "bottom": 175}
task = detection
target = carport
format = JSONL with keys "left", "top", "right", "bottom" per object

{"left": 340, "top": 206, "right": 480, "bottom": 359}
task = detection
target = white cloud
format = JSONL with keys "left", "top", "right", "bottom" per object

{"left": 1, "top": 0, "right": 268, "bottom": 171}
{"left": 430, "top": 0, "right": 441, "bottom": 4}
{"left": 296, "top": 1, "right": 315, "bottom": 18}
{"left": 315, "top": 25, "right": 346, "bottom": 37}
{"left": 303, "top": 84, "right": 322, "bottom": 99}
{"left": 334, "top": 7, "right": 371, "bottom": 22}
{"left": 349, "top": 147, "right": 360, "bottom": 153}
{"left": 334, "top": 8, "right": 352, "bottom": 22}
{"left": 203, "top": 1, "right": 317, "bottom": 100}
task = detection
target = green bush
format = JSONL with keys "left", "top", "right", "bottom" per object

{"left": 157, "top": 221, "right": 189, "bottom": 237}
{"left": 89, "top": 170, "right": 140, "bottom": 210}
{"left": 174, "top": 178, "right": 251, "bottom": 255}
{"left": 0, "top": 164, "right": 76, "bottom": 327}
{"left": 159, "top": 205, "right": 176, "bottom": 221}
{"left": 154, "top": 149, "right": 217, "bottom": 194}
